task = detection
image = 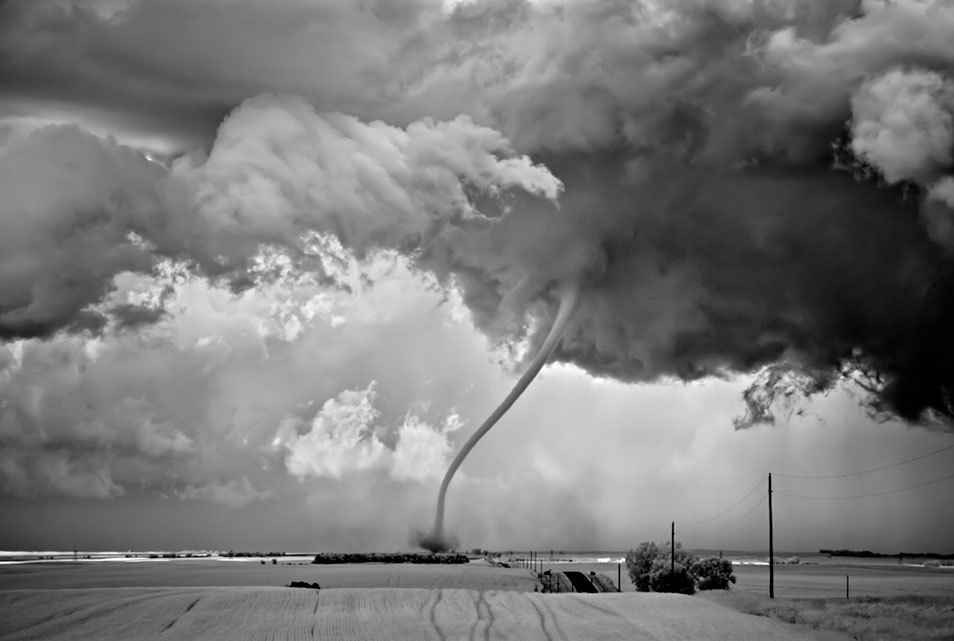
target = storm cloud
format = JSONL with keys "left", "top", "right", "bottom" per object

{"left": 2, "top": 0, "right": 954, "bottom": 548}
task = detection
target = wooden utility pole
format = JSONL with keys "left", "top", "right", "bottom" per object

{"left": 618, "top": 563, "right": 622, "bottom": 592}
{"left": 769, "top": 473, "right": 775, "bottom": 599}
{"left": 671, "top": 521, "right": 675, "bottom": 577}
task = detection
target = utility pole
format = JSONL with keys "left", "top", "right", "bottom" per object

{"left": 769, "top": 473, "right": 774, "bottom": 599}
{"left": 671, "top": 521, "right": 675, "bottom": 577}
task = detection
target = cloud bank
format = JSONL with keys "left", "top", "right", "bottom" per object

{"left": 1, "top": 0, "right": 954, "bottom": 549}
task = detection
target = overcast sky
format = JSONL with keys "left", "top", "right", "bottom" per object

{"left": 1, "top": 0, "right": 954, "bottom": 554}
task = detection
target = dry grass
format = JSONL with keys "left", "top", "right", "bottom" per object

{"left": 704, "top": 591, "right": 954, "bottom": 641}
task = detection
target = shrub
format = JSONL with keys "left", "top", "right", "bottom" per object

{"left": 626, "top": 541, "right": 699, "bottom": 594}
{"left": 649, "top": 558, "right": 697, "bottom": 594}
{"left": 625, "top": 541, "right": 661, "bottom": 591}
{"left": 691, "top": 557, "right": 736, "bottom": 591}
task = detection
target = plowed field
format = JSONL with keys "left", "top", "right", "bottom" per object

{"left": 1, "top": 587, "right": 844, "bottom": 640}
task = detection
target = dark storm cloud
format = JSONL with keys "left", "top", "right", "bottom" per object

{"left": 0, "top": 124, "right": 163, "bottom": 339}
{"left": 2, "top": 0, "right": 954, "bottom": 429}
{"left": 108, "top": 303, "right": 166, "bottom": 330}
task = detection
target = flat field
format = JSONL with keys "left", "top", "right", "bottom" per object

{"left": 0, "top": 559, "right": 536, "bottom": 592}
{"left": 3, "top": 560, "right": 952, "bottom": 640}
{"left": 1, "top": 586, "right": 847, "bottom": 641}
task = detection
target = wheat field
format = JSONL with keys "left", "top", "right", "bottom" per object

{"left": 1, "top": 587, "right": 842, "bottom": 640}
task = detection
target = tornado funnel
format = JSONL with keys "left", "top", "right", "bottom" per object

{"left": 416, "top": 285, "right": 580, "bottom": 553}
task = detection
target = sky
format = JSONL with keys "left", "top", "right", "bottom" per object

{"left": 1, "top": 0, "right": 954, "bottom": 554}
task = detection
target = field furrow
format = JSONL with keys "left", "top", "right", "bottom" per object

{"left": 0, "top": 586, "right": 852, "bottom": 640}
{"left": 431, "top": 587, "right": 480, "bottom": 640}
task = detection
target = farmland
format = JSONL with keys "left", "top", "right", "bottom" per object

{"left": 3, "top": 559, "right": 952, "bottom": 639}
{"left": 1, "top": 586, "right": 844, "bottom": 641}
{"left": 0, "top": 559, "right": 537, "bottom": 592}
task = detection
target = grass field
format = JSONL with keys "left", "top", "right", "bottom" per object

{"left": 1, "top": 586, "right": 847, "bottom": 641}
{"left": 703, "top": 592, "right": 954, "bottom": 641}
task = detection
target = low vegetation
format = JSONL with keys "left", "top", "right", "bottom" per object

{"left": 311, "top": 552, "right": 469, "bottom": 564}
{"left": 820, "top": 548, "right": 954, "bottom": 560}
{"left": 625, "top": 541, "right": 735, "bottom": 595}
{"left": 706, "top": 592, "right": 954, "bottom": 641}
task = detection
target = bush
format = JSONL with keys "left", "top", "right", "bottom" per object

{"left": 691, "top": 557, "right": 736, "bottom": 591}
{"left": 625, "top": 541, "right": 661, "bottom": 591}
{"left": 627, "top": 542, "right": 736, "bottom": 593}
{"left": 649, "top": 558, "right": 696, "bottom": 594}
{"left": 626, "top": 541, "right": 699, "bottom": 594}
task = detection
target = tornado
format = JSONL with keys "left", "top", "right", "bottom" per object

{"left": 415, "top": 285, "right": 580, "bottom": 553}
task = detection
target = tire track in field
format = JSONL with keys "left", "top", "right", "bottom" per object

{"left": 4, "top": 590, "right": 174, "bottom": 638}
{"left": 468, "top": 590, "right": 494, "bottom": 641}
{"left": 310, "top": 590, "right": 319, "bottom": 638}
{"left": 480, "top": 591, "right": 496, "bottom": 641}
{"left": 429, "top": 567, "right": 451, "bottom": 590}
{"left": 468, "top": 591, "right": 480, "bottom": 641}
{"left": 428, "top": 589, "right": 446, "bottom": 641}
{"left": 53, "top": 593, "right": 166, "bottom": 634}
{"left": 529, "top": 594, "right": 572, "bottom": 641}
{"left": 540, "top": 597, "right": 571, "bottom": 641}
{"left": 1, "top": 602, "right": 87, "bottom": 637}
{"left": 525, "top": 594, "right": 555, "bottom": 641}
{"left": 162, "top": 596, "right": 200, "bottom": 632}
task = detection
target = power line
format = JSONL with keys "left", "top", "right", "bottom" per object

{"left": 775, "top": 443, "right": 954, "bottom": 480}
{"left": 776, "top": 472, "right": 954, "bottom": 500}
{"left": 680, "top": 476, "right": 765, "bottom": 526}
{"left": 701, "top": 496, "right": 767, "bottom": 537}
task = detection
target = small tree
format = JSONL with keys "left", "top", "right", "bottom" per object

{"left": 690, "top": 557, "right": 736, "bottom": 591}
{"left": 648, "top": 557, "right": 696, "bottom": 595}
{"left": 625, "top": 541, "right": 660, "bottom": 592}
{"left": 627, "top": 541, "right": 698, "bottom": 594}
